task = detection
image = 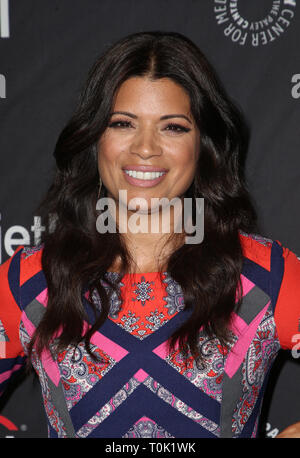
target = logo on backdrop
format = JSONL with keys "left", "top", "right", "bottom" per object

{"left": 0, "top": 213, "right": 50, "bottom": 264}
{"left": 0, "top": 415, "right": 18, "bottom": 438}
{"left": 0, "top": 415, "right": 29, "bottom": 438}
{"left": 0, "top": 0, "right": 9, "bottom": 38}
{"left": 214, "top": 0, "right": 296, "bottom": 46}
{"left": 265, "top": 422, "right": 280, "bottom": 438}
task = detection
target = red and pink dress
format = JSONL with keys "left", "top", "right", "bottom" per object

{"left": 0, "top": 232, "right": 300, "bottom": 438}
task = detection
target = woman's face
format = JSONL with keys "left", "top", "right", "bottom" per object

{"left": 98, "top": 76, "right": 200, "bottom": 214}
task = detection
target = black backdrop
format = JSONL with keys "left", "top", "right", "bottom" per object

{"left": 0, "top": 0, "right": 300, "bottom": 438}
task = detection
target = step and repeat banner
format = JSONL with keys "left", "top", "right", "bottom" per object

{"left": 0, "top": 0, "right": 300, "bottom": 438}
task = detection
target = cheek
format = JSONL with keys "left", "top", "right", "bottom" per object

{"left": 98, "top": 137, "right": 122, "bottom": 168}
{"left": 171, "top": 141, "right": 198, "bottom": 168}
{"left": 169, "top": 141, "right": 199, "bottom": 186}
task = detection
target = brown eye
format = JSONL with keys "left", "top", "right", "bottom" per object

{"left": 164, "top": 123, "right": 191, "bottom": 133}
{"left": 108, "top": 120, "right": 133, "bottom": 128}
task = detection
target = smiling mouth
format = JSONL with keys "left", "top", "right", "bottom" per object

{"left": 122, "top": 168, "right": 168, "bottom": 187}
{"left": 124, "top": 170, "right": 166, "bottom": 180}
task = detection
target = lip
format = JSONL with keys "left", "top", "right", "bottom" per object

{"left": 122, "top": 165, "right": 168, "bottom": 173}
{"left": 122, "top": 168, "right": 168, "bottom": 188}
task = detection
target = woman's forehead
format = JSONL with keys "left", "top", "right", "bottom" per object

{"left": 111, "top": 76, "right": 192, "bottom": 115}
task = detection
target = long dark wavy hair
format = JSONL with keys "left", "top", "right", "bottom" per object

{"left": 27, "top": 31, "right": 257, "bottom": 366}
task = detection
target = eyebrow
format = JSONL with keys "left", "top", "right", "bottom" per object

{"left": 110, "top": 111, "right": 193, "bottom": 124}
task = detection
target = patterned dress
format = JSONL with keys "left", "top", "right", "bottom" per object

{"left": 0, "top": 232, "right": 300, "bottom": 438}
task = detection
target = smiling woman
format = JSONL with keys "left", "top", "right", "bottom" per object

{"left": 99, "top": 77, "right": 199, "bottom": 199}
{"left": 0, "top": 31, "right": 300, "bottom": 439}
{"left": 98, "top": 76, "right": 200, "bottom": 251}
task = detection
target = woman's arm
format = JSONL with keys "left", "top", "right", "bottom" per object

{"left": 277, "top": 422, "right": 300, "bottom": 438}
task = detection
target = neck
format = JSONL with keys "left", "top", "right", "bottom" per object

{"left": 104, "top": 195, "right": 186, "bottom": 273}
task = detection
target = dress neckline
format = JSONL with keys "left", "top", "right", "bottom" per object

{"left": 105, "top": 270, "right": 168, "bottom": 277}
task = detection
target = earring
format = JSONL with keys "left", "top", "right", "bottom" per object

{"left": 97, "top": 176, "right": 102, "bottom": 199}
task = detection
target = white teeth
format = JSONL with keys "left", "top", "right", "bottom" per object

{"left": 125, "top": 170, "right": 165, "bottom": 180}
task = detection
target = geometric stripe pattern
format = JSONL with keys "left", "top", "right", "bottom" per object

{"left": 0, "top": 232, "right": 297, "bottom": 438}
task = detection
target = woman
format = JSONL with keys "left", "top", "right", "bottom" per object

{"left": 0, "top": 31, "right": 299, "bottom": 438}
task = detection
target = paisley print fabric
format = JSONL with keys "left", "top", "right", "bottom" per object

{"left": 1, "top": 231, "right": 300, "bottom": 437}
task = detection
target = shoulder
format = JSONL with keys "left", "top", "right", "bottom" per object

{"left": 239, "top": 231, "right": 300, "bottom": 350}
{"left": 0, "top": 244, "right": 44, "bottom": 308}
{"left": 0, "top": 244, "right": 44, "bottom": 280}
{"left": 239, "top": 230, "right": 300, "bottom": 273}
{"left": 239, "top": 230, "right": 275, "bottom": 271}
{"left": 272, "top": 241, "right": 300, "bottom": 349}
{"left": 19, "top": 245, "right": 44, "bottom": 286}
{"left": 0, "top": 245, "right": 44, "bottom": 359}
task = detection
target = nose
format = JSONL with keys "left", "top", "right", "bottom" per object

{"left": 129, "top": 126, "right": 162, "bottom": 159}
